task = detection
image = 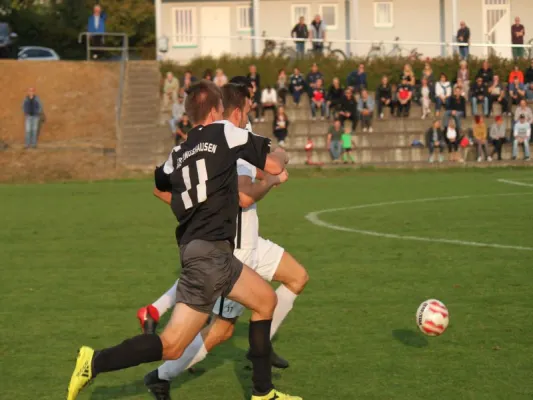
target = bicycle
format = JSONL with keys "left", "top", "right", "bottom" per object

{"left": 366, "top": 37, "right": 423, "bottom": 61}
{"left": 261, "top": 31, "right": 297, "bottom": 62}
{"left": 307, "top": 41, "right": 347, "bottom": 61}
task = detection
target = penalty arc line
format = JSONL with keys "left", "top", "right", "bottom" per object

{"left": 305, "top": 192, "right": 533, "bottom": 252}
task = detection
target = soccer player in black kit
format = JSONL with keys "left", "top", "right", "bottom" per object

{"left": 66, "top": 80, "right": 301, "bottom": 400}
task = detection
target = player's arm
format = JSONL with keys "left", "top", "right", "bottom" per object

{"left": 153, "top": 146, "right": 178, "bottom": 193}
{"left": 153, "top": 187, "right": 172, "bottom": 205}
{"left": 238, "top": 170, "right": 289, "bottom": 208}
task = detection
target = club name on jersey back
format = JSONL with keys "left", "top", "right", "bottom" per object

{"left": 174, "top": 142, "right": 218, "bottom": 170}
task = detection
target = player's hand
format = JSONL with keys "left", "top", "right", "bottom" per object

{"left": 276, "top": 169, "right": 289, "bottom": 185}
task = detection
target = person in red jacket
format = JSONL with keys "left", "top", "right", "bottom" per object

{"left": 508, "top": 65, "right": 524, "bottom": 84}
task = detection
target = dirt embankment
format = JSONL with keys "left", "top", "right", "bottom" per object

{"left": 0, "top": 61, "right": 119, "bottom": 147}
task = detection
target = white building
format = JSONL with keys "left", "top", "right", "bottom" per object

{"left": 155, "top": 0, "right": 532, "bottom": 62}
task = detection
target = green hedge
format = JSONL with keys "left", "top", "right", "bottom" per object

{"left": 160, "top": 55, "right": 532, "bottom": 90}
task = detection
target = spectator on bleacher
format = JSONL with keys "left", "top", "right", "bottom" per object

{"left": 181, "top": 70, "right": 197, "bottom": 92}
{"left": 508, "top": 65, "right": 524, "bottom": 84}
{"left": 435, "top": 73, "right": 451, "bottom": 117}
{"left": 346, "top": 63, "right": 367, "bottom": 94}
{"left": 22, "top": 87, "right": 43, "bottom": 149}
{"left": 291, "top": 16, "right": 309, "bottom": 58}
{"left": 453, "top": 78, "right": 467, "bottom": 98}
{"left": 421, "top": 62, "right": 435, "bottom": 86}
{"left": 457, "top": 60, "right": 471, "bottom": 97}
{"left": 310, "top": 78, "right": 327, "bottom": 120}
{"left": 163, "top": 71, "right": 179, "bottom": 109}
{"left": 390, "top": 83, "right": 399, "bottom": 116}
{"left": 327, "top": 118, "right": 344, "bottom": 162}
{"left": 397, "top": 78, "right": 413, "bottom": 117}
{"left": 488, "top": 75, "right": 509, "bottom": 115}
{"left": 476, "top": 60, "right": 494, "bottom": 86}
{"left": 489, "top": 115, "right": 506, "bottom": 161}
{"left": 87, "top": 4, "right": 106, "bottom": 60}
{"left": 273, "top": 106, "right": 289, "bottom": 147}
{"left": 358, "top": 89, "right": 374, "bottom": 132}
{"left": 525, "top": 60, "right": 533, "bottom": 100}
{"left": 261, "top": 85, "right": 277, "bottom": 121}
{"left": 511, "top": 17, "right": 526, "bottom": 60}
{"left": 470, "top": 76, "right": 489, "bottom": 116}
{"left": 425, "top": 119, "right": 445, "bottom": 162}
{"left": 175, "top": 113, "right": 192, "bottom": 145}
{"left": 513, "top": 99, "right": 533, "bottom": 136}
{"left": 339, "top": 89, "right": 358, "bottom": 131}
{"left": 444, "top": 86, "right": 466, "bottom": 129}
{"left": 310, "top": 14, "right": 326, "bottom": 55}
{"left": 169, "top": 90, "right": 185, "bottom": 133}
{"left": 457, "top": 21, "right": 471, "bottom": 60}
{"left": 289, "top": 67, "right": 306, "bottom": 106}
{"left": 420, "top": 78, "right": 432, "bottom": 119}
{"left": 307, "top": 63, "right": 324, "bottom": 95}
{"left": 376, "top": 76, "right": 392, "bottom": 119}
{"left": 512, "top": 114, "right": 531, "bottom": 160}
{"left": 247, "top": 64, "right": 261, "bottom": 92}
{"left": 203, "top": 69, "right": 213, "bottom": 81}
{"left": 444, "top": 118, "right": 461, "bottom": 161}
{"left": 327, "top": 77, "right": 344, "bottom": 119}
{"left": 473, "top": 115, "right": 490, "bottom": 162}
{"left": 508, "top": 76, "right": 526, "bottom": 105}
{"left": 250, "top": 80, "right": 261, "bottom": 122}
{"left": 276, "top": 69, "right": 288, "bottom": 105}
{"left": 213, "top": 68, "right": 228, "bottom": 87}
{"left": 400, "top": 64, "right": 416, "bottom": 87}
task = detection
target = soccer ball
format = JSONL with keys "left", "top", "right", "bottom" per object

{"left": 416, "top": 299, "right": 449, "bottom": 336}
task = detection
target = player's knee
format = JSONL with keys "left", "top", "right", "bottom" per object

{"left": 160, "top": 334, "right": 185, "bottom": 360}
{"left": 285, "top": 263, "right": 309, "bottom": 294}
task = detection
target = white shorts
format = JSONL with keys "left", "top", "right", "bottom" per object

{"left": 212, "top": 237, "right": 284, "bottom": 319}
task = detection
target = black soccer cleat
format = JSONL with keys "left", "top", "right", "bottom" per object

{"left": 247, "top": 348, "right": 290, "bottom": 369}
{"left": 144, "top": 369, "right": 171, "bottom": 400}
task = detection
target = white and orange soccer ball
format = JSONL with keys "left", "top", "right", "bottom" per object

{"left": 416, "top": 299, "right": 449, "bottom": 336}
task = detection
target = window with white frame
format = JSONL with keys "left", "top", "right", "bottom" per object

{"left": 319, "top": 4, "right": 338, "bottom": 30}
{"left": 237, "top": 5, "right": 252, "bottom": 31}
{"left": 374, "top": 1, "right": 393, "bottom": 28}
{"left": 291, "top": 4, "right": 311, "bottom": 25}
{"left": 173, "top": 7, "right": 196, "bottom": 46}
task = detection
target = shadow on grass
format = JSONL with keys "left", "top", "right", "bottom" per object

{"left": 392, "top": 329, "right": 428, "bottom": 348}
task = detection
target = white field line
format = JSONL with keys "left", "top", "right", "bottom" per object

{"left": 497, "top": 179, "right": 533, "bottom": 188}
{"left": 305, "top": 192, "right": 533, "bottom": 251}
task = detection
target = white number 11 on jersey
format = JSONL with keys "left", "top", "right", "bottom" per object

{"left": 181, "top": 159, "right": 208, "bottom": 209}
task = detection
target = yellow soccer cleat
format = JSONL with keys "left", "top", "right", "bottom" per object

{"left": 66, "top": 346, "right": 95, "bottom": 400}
{"left": 251, "top": 389, "right": 303, "bottom": 400}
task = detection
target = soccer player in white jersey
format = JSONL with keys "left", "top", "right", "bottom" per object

{"left": 137, "top": 80, "right": 309, "bottom": 399}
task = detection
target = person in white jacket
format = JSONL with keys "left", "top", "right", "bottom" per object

{"left": 434, "top": 73, "right": 452, "bottom": 117}
{"left": 260, "top": 85, "right": 278, "bottom": 121}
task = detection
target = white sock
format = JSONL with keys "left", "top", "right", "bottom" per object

{"left": 158, "top": 333, "right": 208, "bottom": 381}
{"left": 270, "top": 284, "right": 298, "bottom": 338}
{"left": 152, "top": 279, "right": 179, "bottom": 316}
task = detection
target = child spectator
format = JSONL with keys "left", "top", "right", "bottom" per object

{"left": 457, "top": 60, "right": 470, "bottom": 97}
{"left": 473, "top": 115, "right": 490, "bottom": 161}
{"left": 327, "top": 77, "right": 344, "bottom": 119}
{"left": 163, "top": 71, "right": 179, "bottom": 108}
{"left": 376, "top": 75, "right": 392, "bottom": 119}
{"left": 488, "top": 75, "right": 509, "bottom": 115}
{"left": 445, "top": 118, "right": 461, "bottom": 161}
{"left": 508, "top": 65, "right": 524, "bottom": 84}
{"left": 338, "top": 89, "right": 358, "bottom": 131}
{"left": 310, "top": 78, "right": 327, "bottom": 120}
{"left": 509, "top": 76, "right": 526, "bottom": 105}
{"left": 273, "top": 106, "right": 290, "bottom": 147}
{"left": 260, "top": 85, "right": 277, "bottom": 121}
{"left": 358, "top": 89, "right": 374, "bottom": 132}
{"left": 512, "top": 114, "right": 531, "bottom": 160}
{"left": 175, "top": 113, "right": 192, "bottom": 145}
{"left": 444, "top": 86, "right": 466, "bottom": 130}
{"left": 213, "top": 68, "right": 228, "bottom": 87}
{"left": 470, "top": 76, "right": 489, "bottom": 116}
{"left": 397, "top": 78, "right": 412, "bottom": 117}
{"left": 289, "top": 67, "right": 306, "bottom": 106}
{"left": 327, "top": 119, "right": 344, "bottom": 162}
{"left": 341, "top": 129, "right": 355, "bottom": 163}
{"left": 276, "top": 69, "right": 288, "bottom": 105}
{"left": 489, "top": 115, "right": 506, "bottom": 161}
{"left": 420, "top": 78, "right": 432, "bottom": 119}
{"left": 425, "top": 119, "right": 445, "bottom": 162}
{"left": 346, "top": 63, "right": 367, "bottom": 93}
{"left": 434, "top": 73, "right": 451, "bottom": 117}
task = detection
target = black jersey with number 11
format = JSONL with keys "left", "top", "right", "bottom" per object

{"left": 155, "top": 120, "right": 271, "bottom": 246}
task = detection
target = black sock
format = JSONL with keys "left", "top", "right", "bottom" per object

{"left": 248, "top": 319, "right": 274, "bottom": 395}
{"left": 92, "top": 334, "right": 163, "bottom": 376}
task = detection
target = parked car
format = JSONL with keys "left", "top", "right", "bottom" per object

{"left": 0, "top": 22, "right": 17, "bottom": 58}
{"left": 18, "top": 46, "right": 60, "bottom": 61}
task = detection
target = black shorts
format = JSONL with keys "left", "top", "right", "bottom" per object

{"left": 176, "top": 239, "right": 243, "bottom": 314}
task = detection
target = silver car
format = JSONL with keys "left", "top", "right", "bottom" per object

{"left": 18, "top": 46, "right": 60, "bottom": 61}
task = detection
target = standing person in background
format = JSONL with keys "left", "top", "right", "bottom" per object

{"left": 512, "top": 114, "right": 531, "bottom": 160}
{"left": 276, "top": 69, "right": 288, "bottom": 105}
{"left": 291, "top": 17, "right": 309, "bottom": 58}
{"left": 340, "top": 129, "right": 355, "bottom": 164}
{"left": 87, "top": 4, "right": 106, "bottom": 59}
{"left": 376, "top": 75, "right": 392, "bottom": 119}
{"left": 289, "top": 67, "right": 306, "bottom": 106}
{"left": 168, "top": 90, "right": 185, "bottom": 133}
{"left": 489, "top": 115, "right": 506, "bottom": 161}
{"left": 309, "top": 14, "right": 326, "bottom": 56}
{"left": 358, "top": 89, "right": 374, "bottom": 132}
{"left": 511, "top": 17, "right": 525, "bottom": 60}
{"left": 163, "top": 72, "right": 179, "bottom": 109}
{"left": 273, "top": 106, "right": 290, "bottom": 147}
{"left": 22, "top": 87, "right": 43, "bottom": 149}
{"left": 327, "top": 119, "right": 344, "bottom": 163}
{"left": 456, "top": 21, "right": 470, "bottom": 60}
{"left": 473, "top": 115, "right": 491, "bottom": 162}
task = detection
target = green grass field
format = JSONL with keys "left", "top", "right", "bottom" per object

{"left": 2, "top": 168, "right": 533, "bottom": 400}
